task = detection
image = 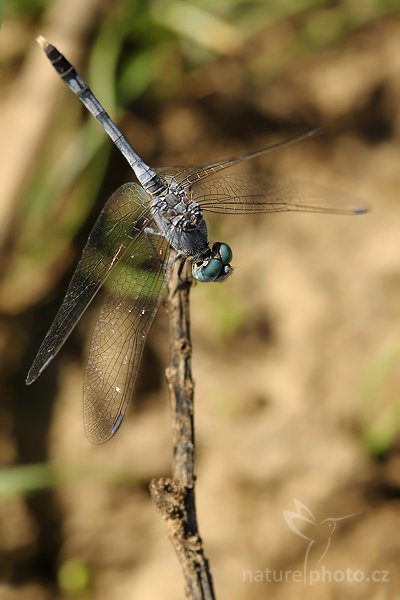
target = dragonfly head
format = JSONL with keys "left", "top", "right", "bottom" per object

{"left": 192, "top": 242, "right": 233, "bottom": 283}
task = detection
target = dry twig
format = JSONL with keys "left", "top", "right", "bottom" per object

{"left": 150, "top": 260, "right": 216, "bottom": 600}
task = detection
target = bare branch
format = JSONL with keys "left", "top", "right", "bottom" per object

{"left": 150, "top": 260, "right": 216, "bottom": 600}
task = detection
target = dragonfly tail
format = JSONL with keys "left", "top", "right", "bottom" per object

{"left": 36, "top": 36, "right": 164, "bottom": 195}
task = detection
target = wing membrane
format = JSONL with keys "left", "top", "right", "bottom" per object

{"left": 26, "top": 183, "right": 153, "bottom": 384}
{"left": 190, "top": 174, "right": 367, "bottom": 215}
{"left": 156, "top": 129, "right": 320, "bottom": 189}
{"left": 83, "top": 230, "right": 170, "bottom": 444}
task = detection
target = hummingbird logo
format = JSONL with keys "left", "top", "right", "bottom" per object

{"left": 283, "top": 498, "right": 359, "bottom": 587}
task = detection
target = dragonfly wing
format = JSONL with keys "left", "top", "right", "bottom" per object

{"left": 83, "top": 230, "right": 170, "bottom": 444}
{"left": 191, "top": 174, "right": 368, "bottom": 215}
{"left": 26, "top": 182, "right": 153, "bottom": 385}
{"left": 156, "top": 130, "right": 321, "bottom": 188}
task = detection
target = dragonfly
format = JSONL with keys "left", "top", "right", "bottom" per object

{"left": 26, "top": 36, "right": 367, "bottom": 444}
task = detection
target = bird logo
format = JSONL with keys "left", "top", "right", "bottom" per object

{"left": 283, "top": 498, "right": 359, "bottom": 587}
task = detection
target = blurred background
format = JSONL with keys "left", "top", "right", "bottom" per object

{"left": 1, "top": 0, "right": 400, "bottom": 598}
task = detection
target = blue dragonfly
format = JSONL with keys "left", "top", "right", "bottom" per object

{"left": 26, "top": 37, "right": 367, "bottom": 444}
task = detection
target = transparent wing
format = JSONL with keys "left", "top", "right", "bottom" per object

{"left": 190, "top": 174, "right": 368, "bottom": 215}
{"left": 83, "top": 230, "right": 170, "bottom": 444}
{"left": 156, "top": 129, "right": 321, "bottom": 189}
{"left": 26, "top": 183, "right": 153, "bottom": 385}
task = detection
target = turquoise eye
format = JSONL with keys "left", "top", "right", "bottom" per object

{"left": 192, "top": 258, "right": 223, "bottom": 282}
{"left": 219, "top": 243, "right": 233, "bottom": 265}
{"left": 212, "top": 242, "right": 233, "bottom": 265}
{"left": 192, "top": 242, "right": 234, "bottom": 283}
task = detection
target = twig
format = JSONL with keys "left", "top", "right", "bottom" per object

{"left": 150, "top": 260, "right": 216, "bottom": 600}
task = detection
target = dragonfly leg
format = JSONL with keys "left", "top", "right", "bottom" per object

{"left": 143, "top": 226, "right": 168, "bottom": 259}
{"left": 164, "top": 255, "right": 188, "bottom": 299}
{"left": 144, "top": 226, "right": 164, "bottom": 238}
{"left": 177, "top": 256, "right": 187, "bottom": 281}
{"left": 165, "top": 252, "right": 181, "bottom": 271}
{"left": 144, "top": 227, "right": 187, "bottom": 282}
{"left": 143, "top": 226, "right": 184, "bottom": 282}
{"left": 165, "top": 253, "right": 188, "bottom": 284}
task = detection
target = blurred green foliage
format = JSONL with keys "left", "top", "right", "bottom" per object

{"left": 6, "top": 0, "right": 50, "bottom": 18}
{"left": 0, "top": 462, "right": 145, "bottom": 499}
{"left": 200, "top": 282, "right": 248, "bottom": 340}
{"left": 360, "top": 345, "right": 400, "bottom": 457}
{"left": 58, "top": 558, "right": 92, "bottom": 596}
{"left": 0, "top": 463, "right": 59, "bottom": 498}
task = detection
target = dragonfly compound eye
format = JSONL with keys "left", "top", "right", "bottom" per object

{"left": 214, "top": 263, "right": 233, "bottom": 282}
{"left": 193, "top": 241, "right": 234, "bottom": 283}
{"left": 192, "top": 258, "right": 224, "bottom": 282}
{"left": 212, "top": 242, "right": 233, "bottom": 265}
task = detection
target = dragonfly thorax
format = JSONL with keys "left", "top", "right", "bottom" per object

{"left": 152, "top": 186, "right": 233, "bottom": 280}
{"left": 154, "top": 190, "right": 202, "bottom": 232}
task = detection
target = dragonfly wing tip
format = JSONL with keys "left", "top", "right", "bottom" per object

{"left": 111, "top": 414, "right": 124, "bottom": 436}
{"left": 308, "top": 127, "right": 323, "bottom": 138}
{"left": 25, "top": 353, "right": 55, "bottom": 385}
{"left": 25, "top": 373, "right": 34, "bottom": 386}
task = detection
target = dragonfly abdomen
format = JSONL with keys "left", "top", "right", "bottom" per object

{"left": 37, "top": 36, "right": 165, "bottom": 196}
